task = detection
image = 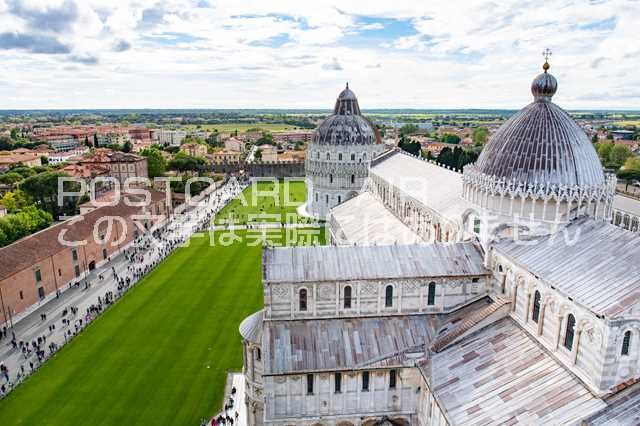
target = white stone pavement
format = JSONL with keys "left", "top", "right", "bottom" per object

{"left": 0, "top": 180, "right": 245, "bottom": 397}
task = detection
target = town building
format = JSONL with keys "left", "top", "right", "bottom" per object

{"left": 304, "top": 84, "right": 385, "bottom": 219}
{"left": 0, "top": 190, "right": 170, "bottom": 324}
{"left": 240, "top": 63, "right": 640, "bottom": 425}
{"left": 224, "top": 137, "right": 246, "bottom": 152}
{"left": 0, "top": 151, "right": 42, "bottom": 168}
{"left": 155, "top": 129, "right": 187, "bottom": 146}
{"left": 80, "top": 151, "right": 148, "bottom": 186}
{"left": 181, "top": 142, "right": 208, "bottom": 157}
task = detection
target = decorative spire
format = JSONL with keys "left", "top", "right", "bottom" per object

{"left": 346, "top": 82, "right": 349, "bottom": 89}
{"left": 542, "top": 48, "right": 552, "bottom": 73}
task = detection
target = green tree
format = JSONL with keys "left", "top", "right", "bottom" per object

{"left": 20, "top": 171, "right": 80, "bottom": 219}
{"left": 0, "top": 172, "right": 24, "bottom": 185}
{"left": 442, "top": 133, "right": 461, "bottom": 144}
{"left": 610, "top": 145, "right": 632, "bottom": 168}
{"left": 0, "top": 190, "right": 31, "bottom": 213}
{"left": 591, "top": 134, "right": 599, "bottom": 144}
{"left": 472, "top": 127, "right": 489, "bottom": 145}
{"left": 596, "top": 143, "right": 613, "bottom": 163}
{"left": 399, "top": 124, "right": 419, "bottom": 137}
{"left": 254, "top": 148, "right": 263, "bottom": 161}
{"left": 141, "top": 147, "right": 167, "bottom": 178}
{"left": 122, "top": 140, "right": 133, "bottom": 153}
{"left": 256, "top": 132, "right": 273, "bottom": 146}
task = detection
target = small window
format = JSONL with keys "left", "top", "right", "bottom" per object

{"left": 351, "top": 153, "right": 355, "bottom": 161}
{"left": 34, "top": 269, "right": 42, "bottom": 283}
{"left": 622, "top": 331, "right": 632, "bottom": 356}
{"left": 351, "top": 174, "right": 355, "bottom": 184}
{"left": 299, "top": 289, "right": 307, "bottom": 311}
{"left": 344, "top": 286, "right": 352, "bottom": 309}
{"left": 58, "top": 268, "right": 61, "bottom": 277}
{"left": 74, "top": 264, "right": 80, "bottom": 278}
{"left": 362, "top": 371, "right": 370, "bottom": 391}
{"left": 338, "top": 153, "right": 342, "bottom": 161}
{"left": 307, "top": 374, "right": 314, "bottom": 394}
{"left": 532, "top": 291, "right": 541, "bottom": 323}
{"left": 338, "top": 195, "right": 341, "bottom": 204}
{"left": 389, "top": 370, "right": 397, "bottom": 389}
{"left": 329, "top": 174, "right": 333, "bottom": 184}
{"left": 564, "top": 314, "right": 576, "bottom": 350}
{"left": 316, "top": 152, "right": 320, "bottom": 159}
{"left": 102, "top": 248, "right": 108, "bottom": 260}
{"left": 256, "top": 348, "right": 261, "bottom": 361}
{"left": 473, "top": 218, "right": 481, "bottom": 234}
{"left": 335, "top": 372, "right": 342, "bottom": 393}
{"left": 427, "top": 282, "right": 436, "bottom": 306}
{"left": 72, "top": 249, "right": 78, "bottom": 261}
{"left": 325, "top": 194, "right": 329, "bottom": 204}
{"left": 385, "top": 285, "right": 393, "bottom": 307}
{"left": 19, "top": 290, "right": 24, "bottom": 300}
{"left": 326, "top": 153, "right": 330, "bottom": 160}
{"left": 315, "top": 193, "right": 318, "bottom": 202}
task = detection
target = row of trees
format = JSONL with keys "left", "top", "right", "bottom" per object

{"left": 426, "top": 147, "right": 479, "bottom": 171}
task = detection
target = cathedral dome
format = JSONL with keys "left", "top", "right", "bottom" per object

{"left": 473, "top": 62, "right": 604, "bottom": 189}
{"left": 312, "top": 84, "right": 381, "bottom": 146}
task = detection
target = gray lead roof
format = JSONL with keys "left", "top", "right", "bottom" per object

{"left": 474, "top": 70, "right": 605, "bottom": 188}
{"left": 263, "top": 242, "right": 489, "bottom": 284}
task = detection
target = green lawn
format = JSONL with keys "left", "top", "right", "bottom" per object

{"left": 0, "top": 199, "right": 323, "bottom": 424}
{"left": 215, "top": 180, "right": 314, "bottom": 225}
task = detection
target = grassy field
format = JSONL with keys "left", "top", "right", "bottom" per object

{"left": 0, "top": 187, "right": 323, "bottom": 425}
{"left": 215, "top": 180, "right": 314, "bottom": 225}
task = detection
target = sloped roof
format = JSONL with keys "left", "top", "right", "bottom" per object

{"left": 329, "top": 191, "right": 425, "bottom": 246}
{"left": 495, "top": 217, "right": 640, "bottom": 317}
{"left": 369, "top": 150, "right": 471, "bottom": 222}
{"left": 239, "top": 310, "right": 263, "bottom": 344}
{"left": 263, "top": 242, "right": 489, "bottom": 284}
{"left": 427, "top": 318, "right": 606, "bottom": 425}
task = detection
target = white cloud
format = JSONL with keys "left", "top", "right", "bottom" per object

{"left": 0, "top": 0, "right": 639, "bottom": 109}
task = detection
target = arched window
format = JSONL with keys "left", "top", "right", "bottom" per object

{"left": 622, "top": 331, "right": 632, "bottom": 356}
{"left": 338, "top": 153, "right": 343, "bottom": 161}
{"left": 385, "top": 285, "right": 393, "bottom": 307}
{"left": 351, "top": 153, "right": 355, "bottom": 161}
{"left": 532, "top": 291, "right": 541, "bottom": 323}
{"left": 299, "top": 288, "right": 307, "bottom": 311}
{"left": 344, "top": 286, "right": 352, "bottom": 309}
{"left": 564, "top": 314, "right": 576, "bottom": 350}
{"left": 315, "top": 193, "right": 318, "bottom": 202}
{"left": 363, "top": 152, "right": 367, "bottom": 160}
{"left": 329, "top": 174, "right": 333, "bottom": 184}
{"left": 338, "top": 195, "right": 342, "bottom": 204}
{"left": 325, "top": 194, "right": 329, "bottom": 204}
{"left": 326, "top": 152, "right": 330, "bottom": 160}
{"left": 351, "top": 174, "right": 355, "bottom": 184}
{"left": 427, "top": 282, "right": 436, "bottom": 306}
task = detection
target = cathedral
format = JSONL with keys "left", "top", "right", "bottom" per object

{"left": 239, "top": 61, "right": 640, "bottom": 425}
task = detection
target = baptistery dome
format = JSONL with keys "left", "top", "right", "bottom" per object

{"left": 312, "top": 84, "right": 381, "bottom": 146}
{"left": 304, "top": 84, "right": 385, "bottom": 219}
{"left": 462, "top": 61, "right": 615, "bottom": 236}
{"left": 473, "top": 64, "right": 604, "bottom": 188}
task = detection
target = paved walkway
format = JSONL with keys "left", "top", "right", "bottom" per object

{"left": 0, "top": 181, "right": 246, "bottom": 397}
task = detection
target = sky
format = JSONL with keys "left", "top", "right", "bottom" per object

{"left": 0, "top": 0, "right": 639, "bottom": 110}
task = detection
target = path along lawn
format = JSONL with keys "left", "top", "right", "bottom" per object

{"left": 214, "top": 180, "right": 315, "bottom": 225}
{"left": 0, "top": 225, "right": 323, "bottom": 425}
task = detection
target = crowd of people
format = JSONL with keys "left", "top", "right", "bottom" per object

{"left": 0, "top": 179, "right": 246, "bottom": 400}
{"left": 203, "top": 386, "right": 240, "bottom": 426}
